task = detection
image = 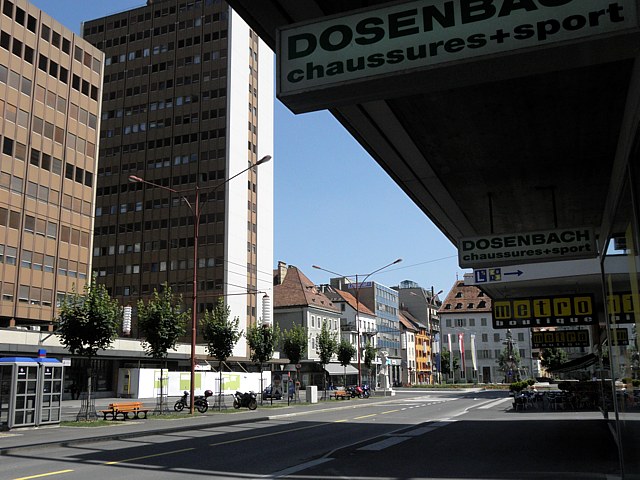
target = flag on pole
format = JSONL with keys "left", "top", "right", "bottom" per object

{"left": 470, "top": 334, "right": 478, "bottom": 372}
{"left": 458, "top": 333, "right": 466, "bottom": 374}
{"left": 447, "top": 333, "right": 453, "bottom": 373}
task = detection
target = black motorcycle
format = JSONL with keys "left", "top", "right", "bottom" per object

{"left": 233, "top": 391, "right": 258, "bottom": 410}
{"left": 174, "top": 390, "right": 213, "bottom": 413}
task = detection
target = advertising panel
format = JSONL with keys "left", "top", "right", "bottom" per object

{"left": 531, "top": 329, "right": 590, "bottom": 348}
{"left": 459, "top": 228, "right": 597, "bottom": 268}
{"left": 492, "top": 294, "right": 594, "bottom": 328}
{"left": 278, "top": 0, "right": 639, "bottom": 97}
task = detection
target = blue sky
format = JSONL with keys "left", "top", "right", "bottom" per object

{"left": 31, "top": 0, "right": 469, "bottom": 296}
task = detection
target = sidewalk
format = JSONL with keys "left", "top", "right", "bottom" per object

{"left": 0, "top": 393, "right": 395, "bottom": 455}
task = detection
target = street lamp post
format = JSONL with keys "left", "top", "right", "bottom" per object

{"left": 312, "top": 259, "right": 402, "bottom": 387}
{"left": 130, "top": 154, "right": 271, "bottom": 414}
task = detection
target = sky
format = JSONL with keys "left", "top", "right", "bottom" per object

{"left": 30, "top": 0, "right": 469, "bottom": 297}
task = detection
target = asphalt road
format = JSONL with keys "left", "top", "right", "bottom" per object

{"left": 3, "top": 390, "right": 620, "bottom": 480}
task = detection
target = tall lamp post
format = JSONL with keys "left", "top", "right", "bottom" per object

{"left": 130, "top": 154, "right": 271, "bottom": 413}
{"left": 312, "top": 259, "right": 402, "bottom": 387}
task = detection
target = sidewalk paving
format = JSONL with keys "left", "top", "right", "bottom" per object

{"left": 0, "top": 393, "right": 397, "bottom": 455}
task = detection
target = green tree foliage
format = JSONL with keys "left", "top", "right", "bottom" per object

{"left": 55, "top": 277, "right": 121, "bottom": 417}
{"left": 282, "top": 323, "right": 307, "bottom": 365}
{"left": 201, "top": 298, "right": 242, "bottom": 409}
{"left": 363, "top": 341, "right": 376, "bottom": 370}
{"left": 282, "top": 323, "right": 307, "bottom": 401}
{"left": 137, "top": 284, "right": 189, "bottom": 412}
{"left": 247, "top": 323, "right": 280, "bottom": 365}
{"left": 137, "top": 284, "right": 189, "bottom": 360}
{"left": 440, "top": 348, "right": 459, "bottom": 377}
{"left": 363, "top": 341, "right": 376, "bottom": 385}
{"left": 316, "top": 320, "right": 338, "bottom": 366}
{"left": 247, "top": 323, "right": 280, "bottom": 403}
{"left": 540, "top": 347, "right": 568, "bottom": 371}
{"left": 337, "top": 339, "right": 356, "bottom": 388}
{"left": 200, "top": 298, "right": 242, "bottom": 364}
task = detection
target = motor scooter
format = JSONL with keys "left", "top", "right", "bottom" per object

{"left": 174, "top": 390, "right": 213, "bottom": 413}
{"left": 233, "top": 391, "right": 258, "bottom": 410}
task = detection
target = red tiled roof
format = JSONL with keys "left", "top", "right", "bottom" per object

{"left": 399, "top": 311, "right": 418, "bottom": 331}
{"left": 332, "top": 289, "right": 375, "bottom": 316}
{"left": 274, "top": 265, "right": 341, "bottom": 312}
{"left": 438, "top": 280, "right": 492, "bottom": 314}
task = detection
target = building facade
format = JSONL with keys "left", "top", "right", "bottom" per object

{"left": 330, "top": 278, "right": 402, "bottom": 385}
{"left": 394, "top": 280, "right": 441, "bottom": 383}
{"left": 439, "top": 281, "right": 533, "bottom": 384}
{"left": 0, "top": 0, "right": 103, "bottom": 330}
{"left": 273, "top": 262, "right": 344, "bottom": 387}
{"left": 82, "top": 0, "right": 274, "bottom": 359}
{"left": 320, "top": 285, "right": 378, "bottom": 385}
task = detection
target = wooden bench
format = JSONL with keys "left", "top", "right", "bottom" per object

{"left": 100, "top": 402, "right": 149, "bottom": 420}
{"left": 330, "top": 390, "right": 351, "bottom": 400}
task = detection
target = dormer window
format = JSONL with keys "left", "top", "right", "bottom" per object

{"left": 455, "top": 291, "right": 463, "bottom": 298}
{"left": 444, "top": 304, "right": 451, "bottom": 310}
{"left": 478, "top": 300, "right": 486, "bottom": 308}
{"left": 468, "top": 303, "right": 474, "bottom": 308}
{"left": 455, "top": 303, "right": 462, "bottom": 309}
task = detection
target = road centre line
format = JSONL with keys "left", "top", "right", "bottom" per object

{"left": 104, "top": 447, "right": 195, "bottom": 465}
{"left": 380, "top": 409, "right": 399, "bottom": 414}
{"left": 353, "top": 413, "right": 377, "bottom": 420}
{"left": 13, "top": 470, "right": 74, "bottom": 480}
{"left": 209, "top": 423, "right": 325, "bottom": 446}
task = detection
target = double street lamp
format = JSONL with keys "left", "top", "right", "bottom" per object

{"left": 313, "top": 259, "right": 402, "bottom": 387}
{"left": 129, "top": 154, "right": 271, "bottom": 413}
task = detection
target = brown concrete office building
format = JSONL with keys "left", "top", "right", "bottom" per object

{"left": 0, "top": 0, "right": 103, "bottom": 330}
{"left": 82, "top": 0, "right": 274, "bottom": 359}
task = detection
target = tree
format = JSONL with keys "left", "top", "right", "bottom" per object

{"left": 540, "top": 347, "right": 568, "bottom": 373}
{"left": 317, "top": 320, "right": 338, "bottom": 395}
{"left": 282, "top": 323, "right": 307, "bottom": 401}
{"left": 363, "top": 341, "right": 376, "bottom": 386}
{"left": 247, "top": 323, "right": 280, "bottom": 404}
{"left": 337, "top": 339, "right": 356, "bottom": 389}
{"left": 440, "top": 348, "right": 459, "bottom": 378}
{"left": 497, "top": 347, "right": 522, "bottom": 382}
{"left": 200, "top": 298, "right": 242, "bottom": 409}
{"left": 55, "top": 277, "right": 121, "bottom": 419}
{"left": 137, "top": 284, "right": 189, "bottom": 412}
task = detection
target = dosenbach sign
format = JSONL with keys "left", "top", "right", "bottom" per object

{"left": 458, "top": 228, "right": 596, "bottom": 268}
{"left": 277, "top": 0, "right": 638, "bottom": 96}
{"left": 493, "top": 294, "right": 594, "bottom": 328}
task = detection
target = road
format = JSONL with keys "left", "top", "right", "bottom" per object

{"left": 3, "top": 390, "right": 620, "bottom": 480}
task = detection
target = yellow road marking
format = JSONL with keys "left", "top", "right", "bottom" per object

{"left": 380, "top": 409, "right": 399, "bottom": 415}
{"left": 210, "top": 423, "right": 324, "bottom": 446}
{"left": 333, "top": 419, "right": 347, "bottom": 423}
{"left": 104, "top": 447, "right": 195, "bottom": 465}
{"left": 354, "top": 414, "right": 377, "bottom": 420}
{"left": 13, "top": 470, "right": 74, "bottom": 480}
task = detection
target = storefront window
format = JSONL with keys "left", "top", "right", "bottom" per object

{"left": 602, "top": 165, "right": 640, "bottom": 475}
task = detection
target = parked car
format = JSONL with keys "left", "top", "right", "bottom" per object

{"left": 262, "top": 384, "right": 282, "bottom": 400}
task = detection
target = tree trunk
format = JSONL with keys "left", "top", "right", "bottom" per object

{"left": 218, "top": 360, "right": 223, "bottom": 411}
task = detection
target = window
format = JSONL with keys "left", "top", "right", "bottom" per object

{"left": 469, "top": 319, "right": 475, "bottom": 327}
{"left": 481, "top": 318, "right": 487, "bottom": 326}
{"left": 494, "top": 333, "right": 500, "bottom": 342}
{"left": 517, "top": 333, "right": 525, "bottom": 342}
{"left": 482, "top": 333, "right": 488, "bottom": 342}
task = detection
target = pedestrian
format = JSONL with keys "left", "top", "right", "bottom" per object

{"left": 70, "top": 383, "right": 80, "bottom": 400}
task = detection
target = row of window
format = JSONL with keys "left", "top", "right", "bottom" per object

{"left": 2, "top": 1, "right": 37, "bottom": 34}
{"left": 101, "top": 91, "right": 223, "bottom": 122}
{"left": 1, "top": 29, "right": 34, "bottom": 64}
{"left": 102, "top": 109, "right": 225, "bottom": 139}
{"left": 444, "top": 318, "right": 489, "bottom": 328}
{"left": 88, "top": 9, "right": 226, "bottom": 48}
{"left": 37, "top": 53, "right": 70, "bottom": 85}
{"left": 0, "top": 63, "right": 32, "bottom": 96}
{"left": 100, "top": 129, "right": 226, "bottom": 157}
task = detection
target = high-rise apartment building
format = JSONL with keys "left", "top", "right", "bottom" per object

{"left": 82, "top": 0, "right": 273, "bottom": 359}
{"left": 0, "top": 0, "right": 103, "bottom": 329}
